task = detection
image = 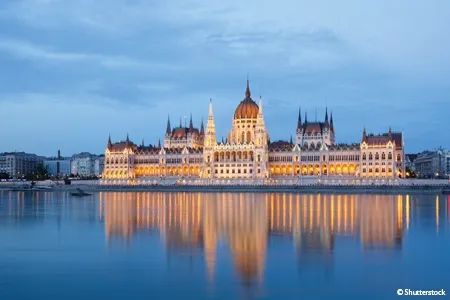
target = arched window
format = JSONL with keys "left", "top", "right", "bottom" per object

{"left": 375, "top": 153, "right": 379, "bottom": 160}
{"left": 388, "top": 152, "right": 393, "bottom": 160}
{"left": 207, "top": 156, "right": 210, "bottom": 163}
{"left": 397, "top": 154, "right": 401, "bottom": 162}
{"left": 369, "top": 153, "right": 373, "bottom": 160}
{"left": 241, "top": 132, "right": 245, "bottom": 144}
{"left": 246, "top": 131, "right": 251, "bottom": 144}
{"left": 382, "top": 152, "right": 386, "bottom": 160}
{"left": 363, "top": 153, "right": 366, "bottom": 160}
{"left": 257, "top": 154, "right": 261, "bottom": 162}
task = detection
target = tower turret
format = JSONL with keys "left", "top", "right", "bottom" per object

{"left": 200, "top": 117, "right": 205, "bottom": 136}
{"left": 166, "top": 115, "right": 171, "bottom": 135}
{"left": 330, "top": 111, "right": 334, "bottom": 133}
{"left": 297, "top": 107, "right": 302, "bottom": 131}
{"left": 189, "top": 113, "right": 194, "bottom": 133}
{"left": 107, "top": 134, "right": 112, "bottom": 150}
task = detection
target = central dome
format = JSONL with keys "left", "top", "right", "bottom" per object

{"left": 234, "top": 80, "right": 259, "bottom": 119}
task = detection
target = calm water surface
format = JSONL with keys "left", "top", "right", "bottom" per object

{"left": 1, "top": 191, "right": 449, "bottom": 300}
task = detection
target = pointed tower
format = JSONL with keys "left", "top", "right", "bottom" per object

{"left": 329, "top": 111, "right": 336, "bottom": 145}
{"left": 164, "top": 115, "right": 172, "bottom": 148}
{"left": 388, "top": 126, "right": 392, "bottom": 140}
{"left": 203, "top": 99, "right": 217, "bottom": 178}
{"left": 254, "top": 96, "right": 269, "bottom": 178}
{"left": 304, "top": 111, "right": 308, "bottom": 125}
{"left": 200, "top": 117, "right": 205, "bottom": 136}
{"left": 125, "top": 133, "right": 130, "bottom": 148}
{"left": 158, "top": 138, "right": 161, "bottom": 148}
{"left": 179, "top": 117, "right": 182, "bottom": 128}
{"left": 205, "top": 99, "right": 217, "bottom": 147}
{"left": 189, "top": 113, "right": 194, "bottom": 133}
{"left": 166, "top": 115, "right": 171, "bottom": 135}
{"left": 290, "top": 134, "right": 293, "bottom": 145}
{"left": 245, "top": 77, "right": 251, "bottom": 99}
{"left": 295, "top": 107, "right": 303, "bottom": 145}
{"left": 324, "top": 107, "right": 329, "bottom": 126}
{"left": 107, "top": 134, "right": 112, "bottom": 150}
{"left": 362, "top": 126, "right": 367, "bottom": 143}
{"left": 330, "top": 111, "right": 334, "bottom": 132}
{"left": 141, "top": 139, "right": 145, "bottom": 147}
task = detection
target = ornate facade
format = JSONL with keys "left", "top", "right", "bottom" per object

{"left": 102, "top": 80, "right": 405, "bottom": 184}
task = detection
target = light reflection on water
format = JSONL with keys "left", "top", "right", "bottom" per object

{"left": 1, "top": 191, "right": 450, "bottom": 300}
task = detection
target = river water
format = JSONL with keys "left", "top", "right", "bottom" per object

{"left": 1, "top": 191, "right": 449, "bottom": 300}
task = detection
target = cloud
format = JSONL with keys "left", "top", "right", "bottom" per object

{"left": 4, "top": 0, "right": 449, "bottom": 77}
{"left": 0, "top": 38, "right": 181, "bottom": 71}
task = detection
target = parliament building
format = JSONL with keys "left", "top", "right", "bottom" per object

{"left": 102, "top": 80, "right": 405, "bottom": 184}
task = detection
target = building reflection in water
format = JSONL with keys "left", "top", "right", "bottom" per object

{"left": 97, "top": 192, "right": 450, "bottom": 287}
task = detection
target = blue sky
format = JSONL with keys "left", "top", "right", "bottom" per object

{"left": 0, "top": 0, "right": 449, "bottom": 156}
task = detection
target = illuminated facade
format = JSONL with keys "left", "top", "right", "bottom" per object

{"left": 102, "top": 80, "right": 405, "bottom": 184}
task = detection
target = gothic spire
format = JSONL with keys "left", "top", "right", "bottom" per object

{"left": 166, "top": 115, "right": 171, "bottom": 135}
{"left": 325, "top": 107, "right": 329, "bottom": 123}
{"left": 290, "top": 134, "right": 293, "bottom": 145}
{"left": 200, "top": 117, "right": 205, "bottom": 135}
{"left": 158, "top": 138, "right": 161, "bottom": 148}
{"left": 245, "top": 76, "right": 251, "bottom": 99}
{"left": 107, "top": 134, "right": 112, "bottom": 149}
{"left": 141, "top": 139, "right": 144, "bottom": 147}
{"left": 189, "top": 113, "right": 194, "bottom": 132}
{"left": 362, "top": 126, "right": 367, "bottom": 142}
{"left": 125, "top": 133, "right": 130, "bottom": 147}
{"left": 330, "top": 111, "right": 334, "bottom": 132}
{"left": 304, "top": 111, "right": 308, "bottom": 125}
{"left": 179, "top": 117, "right": 182, "bottom": 128}
{"left": 297, "top": 107, "right": 302, "bottom": 130}
{"left": 388, "top": 126, "right": 392, "bottom": 139}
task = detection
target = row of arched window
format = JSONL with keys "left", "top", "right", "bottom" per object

{"left": 362, "top": 152, "right": 400, "bottom": 161}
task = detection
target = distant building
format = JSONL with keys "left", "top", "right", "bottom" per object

{"left": 71, "top": 152, "right": 104, "bottom": 177}
{"left": 405, "top": 154, "right": 418, "bottom": 172}
{"left": 94, "top": 155, "right": 105, "bottom": 177}
{"left": 414, "top": 149, "right": 450, "bottom": 178}
{"left": 0, "top": 152, "right": 44, "bottom": 178}
{"left": 44, "top": 159, "right": 71, "bottom": 177}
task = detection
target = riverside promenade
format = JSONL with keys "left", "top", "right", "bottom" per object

{"left": 1, "top": 178, "right": 449, "bottom": 194}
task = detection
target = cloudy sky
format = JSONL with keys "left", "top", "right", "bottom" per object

{"left": 0, "top": 0, "right": 449, "bottom": 156}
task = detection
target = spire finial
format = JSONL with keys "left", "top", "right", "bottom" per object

{"left": 107, "top": 134, "right": 112, "bottom": 149}
{"left": 290, "top": 134, "right": 293, "bottom": 145}
{"left": 158, "top": 138, "right": 161, "bottom": 148}
{"left": 325, "top": 107, "right": 329, "bottom": 123}
{"left": 179, "top": 117, "right": 182, "bottom": 128}
{"left": 305, "top": 111, "right": 308, "bottom": 124}
{"left": 297, "top": 107, "right": 302, "bottom": 130}
{"left": 245, "top": 76, "right": 251, "bottom": 99}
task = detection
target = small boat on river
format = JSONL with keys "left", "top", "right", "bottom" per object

{"left": 70, "top": 188, "right": 92, "bottom": 197}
